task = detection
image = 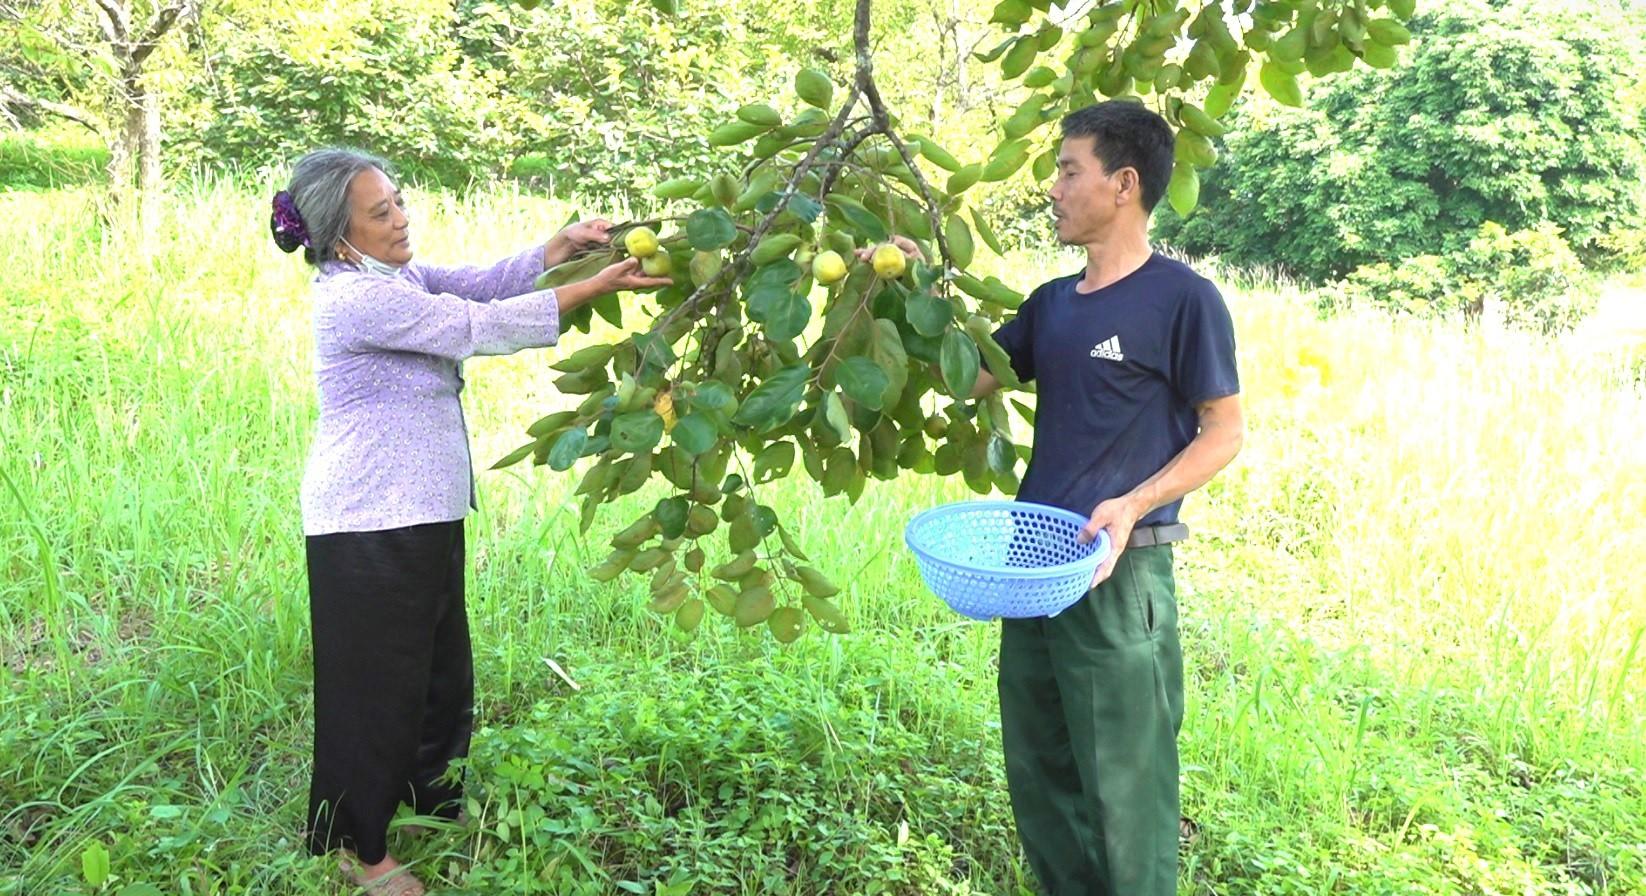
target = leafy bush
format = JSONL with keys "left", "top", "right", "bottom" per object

{"left": 455, "top": 653, "right": 1017, "bottom": 895}
{"left": 1319, "top": 221, "right": 1590, "bottom": 333}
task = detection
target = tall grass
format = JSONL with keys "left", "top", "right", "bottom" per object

{"left": 1, "top": 178, "right": 1642, "bottom": 894}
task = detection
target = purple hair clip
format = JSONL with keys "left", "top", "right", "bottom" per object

{"left": 271, "top": 190, "right": 311, "bottom": 252}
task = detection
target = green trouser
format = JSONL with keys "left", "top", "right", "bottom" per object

{"left": 998, "top": 545, "right": 1185, "bottom": 896}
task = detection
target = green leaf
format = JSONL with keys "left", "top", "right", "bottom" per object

{"left": 611, "top": 411, "right": 665, "bottom": 454}
{"left": 802, "top": 595, "right": 851, "bottom": 633}
{"left": 970, "top": 209, "right": 1004, "bottom": 256}
{"left": 527, "top": 410, "right": 581, "bottom": 439}
{"left": 671, "top": 413, "right": 717, "bottom": 456}
{"left": 795, "top": 68, "right": 834, "bottom": 109}
{"left": 652, "top": 176, "right": 702, "bottom": 199}
{"left": 82, "top": 841, "right": 110, "bottom": 887}
{"left": 837, "top": 357, "right": 890, "bottom": 411}
{"left": 868, "top": 319, "right": 909, "bottom": 409}
{"left": 794, "top": 564, "right": 840, "bottom": 597}
{"left": 826, "top": 195, "right": 888, "bottom": 242}
{"left": 990, "top": 0, "right": 1032, "bottom": 27}
{"left": 686, "top": 208, "right": 738, "bottom": 250}
{"left": 753, "top": 441, "right": 797, "bottom": 483}
{"left": 751, "top": 289, "right": 810, "bottom": 342}
{"left": 767, "top": 606, "right": 806, "bottom": 642}
{"left": 786, "top": 194, "right": 824, "bottom": 223}
{"left": 943, "top": 214, "right": 975, "bottom": 269}
{"left": 708, "top": 121, "right": 768, "bottom": 147}
{"left": 732, "top": 364, "right": 811, "bottom": 431}
{"left": 736, "top": 103, "right": 783, "bottom": 127}
{"left": 905, "top": 292, "right": 951, "bottom": 337}
{"left": 777, "top": 523, "right": 811, "bottom": 561}
{"left": 1167, "top": 160, "right": 1200, "bottom": 216}
{"left": 689, "top": 381, "right": 737, "bottom": 418}
{"left": 1203, "top": 81, "right": 1239, "bottom": 118}
{"left": 1000, "top": 37, "right": 1038, "bottom": 79}
{"left": 751, "top": 504, "right": 779, "bottom": 537}
{"left": 751, "top": 233, "right": 805, "bottom": 265}
{"left": 912, "top": 135, "right": 963, "bottom": 172}
{"left": 655, "top": 496, "right": 689, "bottom": 539}
{"left": 987, "top": 433, "right": 1016, "bottom": 476}
{"left": 631, "top": 331, "right": 678, "bottom": 380}
{"left": 947, "top": 164, "right": 984, "bottom": 195}
{"left": 548, "top": 429, "right": 588, "bottom": 471}
{"left": 649, "top": 0, "right": 678, "bottom": 13}
{"left": 820, "top": 391, "right": 851, "bottom": 444}
{"left": 1260, "top": 61, "right": 1304, "bottom": 108}
{"left": 491, "top": 440, "right": 538, "bottom": 471}
{"left": 981, "top": 139, "right": 1032, "bottom": 182}
{"left": 940, "top": 328, "right": 980, "bottom": 398}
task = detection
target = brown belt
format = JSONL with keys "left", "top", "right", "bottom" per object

{"left": 1126, "top": 522, "right": 1189, "bottom": 550}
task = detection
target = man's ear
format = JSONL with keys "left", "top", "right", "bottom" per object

{"left": 1115, "top": 167, "right": 1140, "bottom": 206}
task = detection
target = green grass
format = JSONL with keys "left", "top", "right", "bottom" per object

{"left": 0, "top": 127, "right": 109, "bottom": 191}
{"left": 1, "top": 180, "right": 1642, "bottom": 895}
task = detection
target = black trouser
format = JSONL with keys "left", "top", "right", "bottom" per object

{"left": 304, "top": 520, "right": 473, "bottom": 864}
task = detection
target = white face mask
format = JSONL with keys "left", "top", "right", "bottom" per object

{"left": 340, "top": 237, "right": 402, "bottom": 278}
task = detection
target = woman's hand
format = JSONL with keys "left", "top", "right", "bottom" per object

{"left": 545, "top": 218, "right": 614, "bottom": 267}
{"left": 596, "top": 257, "right": 673, "bottom": 294}
{"left": 551, "top": 257, "right": 673, "bottom": 315}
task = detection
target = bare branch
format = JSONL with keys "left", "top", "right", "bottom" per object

{"left": 131, "top": 0, "right": 191, "bottom": 68}
{"left": 0, "top": 84, "right": 103, "bottom": 133}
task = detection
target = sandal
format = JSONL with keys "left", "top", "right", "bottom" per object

{"left": 340, "top": 854, "right": 427, "bottom": 896}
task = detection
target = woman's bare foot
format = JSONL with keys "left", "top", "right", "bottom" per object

{"left": 341, "top": 852, "right": 426, "bottom": 895}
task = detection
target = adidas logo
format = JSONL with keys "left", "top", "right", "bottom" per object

{"left": 1089, "top": 336, "right": 1125, "bottom": 361}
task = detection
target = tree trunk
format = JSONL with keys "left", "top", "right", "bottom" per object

{"left": 140, "top": 81, "right": 161, "bottom": 197}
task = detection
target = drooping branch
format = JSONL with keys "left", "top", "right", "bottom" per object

{"left": 0, "top": 85, "right": 103, "bottom": 133}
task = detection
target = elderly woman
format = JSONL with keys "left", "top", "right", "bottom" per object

{"left": 270, "top": 148, "right": 667, "bottom": 893}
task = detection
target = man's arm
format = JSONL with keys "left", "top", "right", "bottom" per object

{"left": 1078, "top": 392, "right": 1245, "bottom": 585}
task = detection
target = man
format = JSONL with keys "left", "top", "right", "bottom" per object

{"left": 971, "top": 100, "right": 1245, "bottom": 895}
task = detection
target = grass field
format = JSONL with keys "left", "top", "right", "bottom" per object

{"left": 2, "top": 161, "right": 1644, "bottom": 894}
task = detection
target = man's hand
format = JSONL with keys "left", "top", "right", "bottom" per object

{"left": 854, "top": 234, "right": 925, "bottom": 263}
{"left": 1078, "top": 495, "right": 1144, "bottom": 588}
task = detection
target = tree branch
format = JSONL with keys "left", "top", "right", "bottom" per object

{"left": 0, "top": 85, "right": 104, "bottom": 134}
{"left": 131, "top": 0, "right": 192, "bottom": 68}
{"left": 93, "top": 0, "right": 128, "bottom": 46}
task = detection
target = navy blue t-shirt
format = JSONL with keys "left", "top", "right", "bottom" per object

{"left": 991, "top": 253, "right": 1239, "bottom": 527}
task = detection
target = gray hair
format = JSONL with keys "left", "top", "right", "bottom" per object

{"left": 284, "top": 148, "right": 392, "bottom": 266}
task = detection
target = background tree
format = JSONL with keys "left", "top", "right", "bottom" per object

{"left": 0, "top": 0, "right": 196, "bottom": 198}
{"left": 1151, "top": 0, "right": 1646, "bottom": 283}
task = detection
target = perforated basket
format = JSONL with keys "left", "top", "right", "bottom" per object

{"left": 904, "top": 501, "right": 1111, "bottom": 621}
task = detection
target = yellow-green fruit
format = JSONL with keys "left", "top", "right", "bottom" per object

{"left": 923, "top": 415, "right": 948, "bottom": 439}
{"left": 624, "top": 226, "right": 659, "bottom": 258}
{"left": 871, "top": 244, "right": 907, "bottom": 279}
{"left": 641, "top": 252, "right": 673, "bottom": 276}
{"left": 812, "top": 250, "right": 848, "bottom": 285}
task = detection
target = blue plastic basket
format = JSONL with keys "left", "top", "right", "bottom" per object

{"left": 904, "top": 501, "right": 1112, "bottom": 621}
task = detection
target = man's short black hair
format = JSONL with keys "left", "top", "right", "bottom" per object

{"left": 1060, "top": 100, "right": 1176, "bottom": 213}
